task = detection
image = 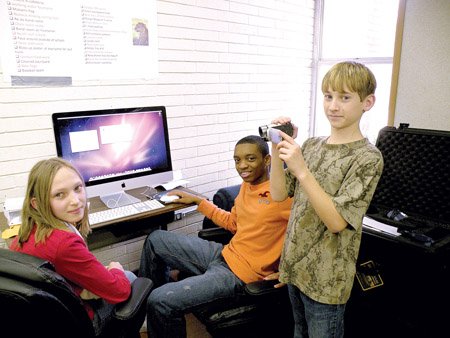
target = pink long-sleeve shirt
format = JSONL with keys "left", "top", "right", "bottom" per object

{"left": 11, "top": 226, "right": 131, "bottom": 319}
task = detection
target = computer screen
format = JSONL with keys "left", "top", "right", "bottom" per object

{"left": 52, "top": 106, "right": 173, "bottom": 208}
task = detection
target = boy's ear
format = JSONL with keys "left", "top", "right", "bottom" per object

{"left": 31, "top": 197, "right": 38, "bottom": 210}
{"left": 363, "top": 94, "right": 376, "bottom": 112}
{"left": 264, "top": 154, "right": 271, "bottom": 166}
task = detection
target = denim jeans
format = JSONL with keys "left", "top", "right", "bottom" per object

{"left": 139, "top": 229, "right": 245, "bottom": 338}
{"left": 288, "top": 284, "right": 346, "bottom": 338}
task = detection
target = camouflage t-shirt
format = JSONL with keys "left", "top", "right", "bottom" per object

{"left": 279, "top": 137, "right": 383, "bottom": 304}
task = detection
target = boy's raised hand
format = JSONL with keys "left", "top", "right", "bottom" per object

{"left": 270, "top": 116, "right": 298, "bottom": 139}
{"left": 276, "top": 132, "right": 307, "bottom": 179}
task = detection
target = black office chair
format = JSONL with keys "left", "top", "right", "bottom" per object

{"left": 0, "top": 248, "right": 153, "bottom": 338}
{"left": 193, "top": 185, "right": 294, "bottom": 338}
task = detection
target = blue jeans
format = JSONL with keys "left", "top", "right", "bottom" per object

{"left": 288, "top": 284, "right": 346, "bottom": 338}
{"left": 139, "top": 229, "right": 245, "bottom": 338}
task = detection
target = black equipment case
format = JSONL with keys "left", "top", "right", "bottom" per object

{"left": 346, "top": 124, "right": 450, "bottom": 338}
{"left": 365, "top": 123, "right": 450, "bottom": 250}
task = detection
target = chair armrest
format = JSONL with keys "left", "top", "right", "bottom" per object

{"left": 198, "top": 227, "right": 233, "bottom": 245}
{"left": 244, "top": 279, "right": 283, "bottom": 296}
{"left": 113, "top": 277, "right": 153, "bottom": 320}
{"left": 212, "top": 185, "right": 241, "bottom": 211}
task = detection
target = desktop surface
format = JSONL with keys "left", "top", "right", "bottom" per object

{"left": 87, "top": 186, "right": 200, "bottom": 228}
{"left": 1, "top": 187, "right": 204, "bottom": 250}
{"left": 86, "top": 186, "right": 203, "bottom": 250}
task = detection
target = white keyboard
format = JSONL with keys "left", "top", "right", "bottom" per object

{"left": 89, "top": 199, "right": 165, "bottom": 225}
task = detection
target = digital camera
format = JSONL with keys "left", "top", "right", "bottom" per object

{"left": 258, "top": 122, "right": 294, "bottom": 144}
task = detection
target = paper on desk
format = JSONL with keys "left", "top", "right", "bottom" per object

{"left": 4, "top": 197, "right": 24, "bottom": 226}
{"left": 154, "top": 179, "right": 189, "bottom": 191}
{"left": 363, "top": 216, "right": 400, "bottom": 237}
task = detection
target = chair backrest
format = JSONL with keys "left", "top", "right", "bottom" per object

{"left": 202, "top": 184, "right": 241, "bottom": 229}
{"left": 0, "top": 249, "right": 95, "bottom": 338}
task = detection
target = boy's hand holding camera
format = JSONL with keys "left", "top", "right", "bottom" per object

{"left": 270, "top": 116, "right": 298, "bottom": 139}
{"left": 269, "top": 117, "right": 308, "bottom": 180}
{"left": 258, "top": 118, "right": 295, "bottom": 144}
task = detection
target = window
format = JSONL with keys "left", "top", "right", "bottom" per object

{"left": 311, "top": 0, "right": 400, "bottom": 144}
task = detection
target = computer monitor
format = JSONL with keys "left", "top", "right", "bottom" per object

{"left": 52, "top": 106, "right": 173, "bottom": 208}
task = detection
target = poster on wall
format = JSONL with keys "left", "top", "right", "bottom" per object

{"left": 0, "top": 0, "right": 158, "bottom": 86}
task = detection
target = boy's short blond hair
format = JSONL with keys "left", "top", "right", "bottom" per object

{"left": 321, "top": 61, "right": 377, "bottom": 101}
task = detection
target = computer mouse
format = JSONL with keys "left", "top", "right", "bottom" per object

{"left": 386, "top": 208, "right": 408, "bottom": 221}
{"left": 159, "top": 194, "right": 181, "bottom": 203}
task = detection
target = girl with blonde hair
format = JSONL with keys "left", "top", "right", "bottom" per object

{"left": 11, "top": 157, "right": 136, "bottom": 335}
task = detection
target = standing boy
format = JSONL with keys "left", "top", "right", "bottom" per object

{"left": 139, "top": 135, "right": 292, "bottom": 338}
{"left": 269, "top": 61, "right": 384, "bottom": 337}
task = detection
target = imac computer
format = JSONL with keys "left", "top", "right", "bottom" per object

{"left": 52, "top": 106, "right": 173, "bottom": 208}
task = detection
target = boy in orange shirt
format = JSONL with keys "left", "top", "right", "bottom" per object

{"left": 139, "top": 135, "right": 292, "bottom": 338}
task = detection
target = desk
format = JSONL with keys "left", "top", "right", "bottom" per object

{"left": 1, "top": 186, "right": 203, "bottom": 250}
{"left": 345, "top": 227, "right": 450, "bottom": 338}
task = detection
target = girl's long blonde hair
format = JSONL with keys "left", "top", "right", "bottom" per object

{"left": 17, "top": 158, "right": 91, "bottom": 247}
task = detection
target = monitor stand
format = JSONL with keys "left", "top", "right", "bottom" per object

{"left": 100, "top": 191, "right": 141, "bottom": 209}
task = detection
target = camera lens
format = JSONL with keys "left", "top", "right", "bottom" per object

{"left": 258, "top": 125, "right": 270, "bottom": 141}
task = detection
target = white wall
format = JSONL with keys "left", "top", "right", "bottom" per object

{"left": 394, "top": 0, "right": 450, "bottom": 130}
{"left": 0, "top": 0, "right": 315, "bottom": 210}
{"left": 1, "top": 0, "right": 449, "bottom": 266}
